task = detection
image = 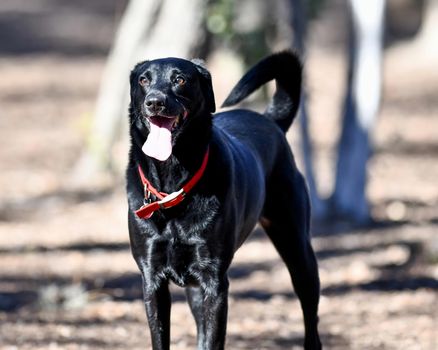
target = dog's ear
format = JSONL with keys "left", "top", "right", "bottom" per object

{"left": 191, "top": 59, "right": 216, "bottom": 113}
{"left": 129, "top": 61, "right": 149, "bottom": 100}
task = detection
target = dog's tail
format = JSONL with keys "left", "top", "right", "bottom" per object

{"left": 221, "top": 51, "right": 302, "bottom": 132}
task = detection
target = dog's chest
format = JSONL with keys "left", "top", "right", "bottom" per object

{"left": 148, "top": 234, "right": 218, "bottom": 287}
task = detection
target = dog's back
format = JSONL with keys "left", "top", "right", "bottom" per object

{"left": 214, "top": 50, "right": 303, "bottom": 195}
{"left": 208, "top": 53, "right": 321, "bottom": 349}
{"left": 208, "top": 52, "right": 305, "bottom": 247}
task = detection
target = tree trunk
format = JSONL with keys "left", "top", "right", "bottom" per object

{"left": 287, "top": 0, "right": 328, "bottom": 219}
{"left": 331, "top": 0, "right": 385, "bottom": 222}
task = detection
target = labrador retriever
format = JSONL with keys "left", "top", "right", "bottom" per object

{"left": 126, "top": 52, "right": 322, "bottom": 349}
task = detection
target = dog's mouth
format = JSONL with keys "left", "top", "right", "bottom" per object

{"left": 148, "top": 114, "right": 183, "bottom": 131}
{"left": 142, "top": 113, "right": 186, "bottom": 161}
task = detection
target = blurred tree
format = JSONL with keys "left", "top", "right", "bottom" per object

{"left": 331, "top": 0, "right": 385, "bottom": 223}
{"left": 292, "top": 0, "right": 434, "bottom": 224}
{"left": 399, "top": 0, "right": 438, "bottom": 54}
{"left": 289, "top": 0, "right": 385, "bottom": 224}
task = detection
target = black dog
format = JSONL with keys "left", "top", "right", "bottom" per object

{"left": 126, "top": 52, "right": 322, "bottom": 349}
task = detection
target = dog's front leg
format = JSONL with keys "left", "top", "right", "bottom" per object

{"left": 141, "top": 279, "right": 171, "bottom": 350}
{"left": 186, "top": 278, "right": 229, "bottom": 350}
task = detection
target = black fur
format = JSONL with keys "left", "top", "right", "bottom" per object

{"left": 222, "top": 52, "right": 302, "bottom": 132}
{"left": 126, "top": 52, "right": 322, "bottom": 349}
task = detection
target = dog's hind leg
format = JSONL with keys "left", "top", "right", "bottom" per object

{"left": 261, "top": 173, "right": 322, "bottom": 350}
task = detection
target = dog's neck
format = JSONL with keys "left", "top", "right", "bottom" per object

{"left": 130, "top": 114, "right": 212, "bottom": 193}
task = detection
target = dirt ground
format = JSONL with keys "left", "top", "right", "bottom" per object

{"left": 0, "top": 3, "right": 437, "bottom": 350}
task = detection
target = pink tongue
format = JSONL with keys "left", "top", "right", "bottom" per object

{"left": 142, "top": 120, "right": 173, "bottom": 161}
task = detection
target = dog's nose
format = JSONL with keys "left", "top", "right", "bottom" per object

{"left": 145, "top": 93, "right": 166, "bottom": 113}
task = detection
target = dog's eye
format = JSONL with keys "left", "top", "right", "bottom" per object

{"left": 175, "top": 76, "right": 186, "bottom": 86}
{"left": 139, "top": 77, "right": 150, "bottom": 87}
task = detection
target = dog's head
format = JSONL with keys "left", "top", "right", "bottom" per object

{"left": 129, "top": 57, "right": 215, "bottom": 161}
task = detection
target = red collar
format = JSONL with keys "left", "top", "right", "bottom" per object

{"left": 135, "top": 147, "right": 210, "bottom": 219}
